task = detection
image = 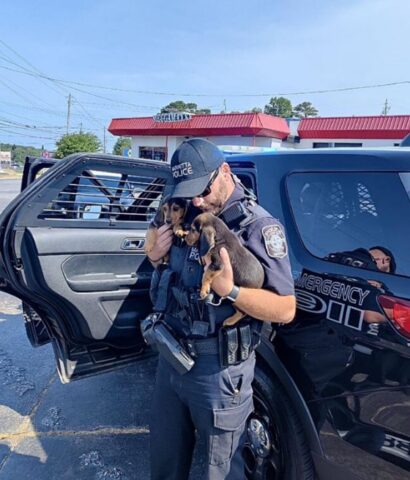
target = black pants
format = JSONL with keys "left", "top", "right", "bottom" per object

{"left": 150, "top": 351, "right": 255, "bottom": 480}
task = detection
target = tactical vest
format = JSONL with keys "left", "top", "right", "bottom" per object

{"left": 150, "top": 198, "right": 271, "bottom": 339}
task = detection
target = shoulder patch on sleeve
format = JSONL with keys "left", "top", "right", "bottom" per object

{"left": 262, "top": 224, "right": 288, "bottom": 259}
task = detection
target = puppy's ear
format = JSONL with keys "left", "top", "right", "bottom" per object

{"left": 181, "top": 200, "right": 188, "bottom": 218}
{"left": 199, "top": 226, "right": 216, "bottom": 257}
{"left": 153, "top": 194, "right": 170, "bottom": 226}
{"left": 153, "top": 204, "right": 165, "bottom": 226}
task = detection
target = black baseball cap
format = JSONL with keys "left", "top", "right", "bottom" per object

{"left": 170, "top": 138, "right": 225, "bottom": 198}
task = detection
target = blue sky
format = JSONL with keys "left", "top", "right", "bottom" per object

{"left": 1, "top": 0, "right": 410, "bottom": 151}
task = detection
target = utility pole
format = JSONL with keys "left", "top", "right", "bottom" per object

{"left": 223, "top": 99, "right": 227, "bottom": 113}
{"left": 79, "top": 122, "right": 83, "bottom": 133}
{"left": 66, "top": 93, "right": 72, "bottom": 134}
{"left": 103, "top": 127, "right": 106, "bottom": 153}
{"left": 382, "top": 99, "right": 391, "bottom": 115}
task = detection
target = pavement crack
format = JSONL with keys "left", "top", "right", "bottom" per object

{"left": 10, "top": 371, "right": 59, "bottom": 447}
{"left": 0, "top": 370, "right": 58, "bottom": 473}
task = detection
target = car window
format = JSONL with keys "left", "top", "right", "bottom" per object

{"left": 38, "top": 170, "right": 165, "bottom": 223}
{"left": 287, "top": 172, "right": 410, "bottom": 277}
{"left": 235, "top": 172, "right": 257, "bottom": 196}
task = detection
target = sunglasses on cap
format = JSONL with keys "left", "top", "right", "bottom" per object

{"left": 196, "top": 169, "right": 220, "bottom": 198}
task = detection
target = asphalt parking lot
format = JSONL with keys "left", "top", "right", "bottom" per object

{"left": 0, "top": 180, "right": 205, "bottom": 479}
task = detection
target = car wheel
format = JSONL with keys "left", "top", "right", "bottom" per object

{"left": 243, "top": 365, "right": 315, "bottom": 480}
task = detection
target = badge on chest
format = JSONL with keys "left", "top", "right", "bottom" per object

{"left": 188, "top": 246, "right": 200, "bottom": 262}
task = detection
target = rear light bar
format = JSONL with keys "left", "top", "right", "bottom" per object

{"left": 379, "top": 295, "right": 410, "bottom": 339}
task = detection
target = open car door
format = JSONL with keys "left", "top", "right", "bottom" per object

{"left": 0, "top": 153, "right": 172, "bottom": 382}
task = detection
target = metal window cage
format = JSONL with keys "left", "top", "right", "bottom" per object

{"left": 38, "top": 170, "right": 166, "bottom": 222}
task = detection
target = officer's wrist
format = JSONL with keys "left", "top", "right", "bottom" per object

{"left": 148, "top": 256, "right": 163, "bottom": 267}
{"left": 224, "top": 285, "right": 240, "bottom": 303}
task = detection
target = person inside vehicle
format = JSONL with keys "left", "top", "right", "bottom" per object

{"left": 369, "top": 246, "right": 396, "bottom": 274}
{"left": 323, "top": 247, "right": 393, "bottom": 324}
{"left": 145, "top": 138, "right": 296, "bottom": 480}
{"left": 364, "top": 246, "right": 396, "bottom": 323}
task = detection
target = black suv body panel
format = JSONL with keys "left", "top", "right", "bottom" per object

{"left": 236, "top": 149, "right": 410, "bottom": 479}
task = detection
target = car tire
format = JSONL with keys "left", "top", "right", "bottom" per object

{"left": 243, "top": 364, "right": 315, "bottom": 480}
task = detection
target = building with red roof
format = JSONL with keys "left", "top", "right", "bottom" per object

{"left": 108, "top": 112, "right": 410, "bottom": 160}
{"left": 297, "top": 115, "right": 410, "bottom": 149}
{"left": 108, "top": 112, "right": 290, "bottom": 161}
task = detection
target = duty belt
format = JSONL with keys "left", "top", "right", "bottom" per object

{"left": 184, "top": 324, "right": 261, "bottom": 367}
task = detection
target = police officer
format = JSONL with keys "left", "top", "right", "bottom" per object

{"left": 146, "top": 138, "right": 296, "bottom": 480}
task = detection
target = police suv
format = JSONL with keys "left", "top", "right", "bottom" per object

{"left": 0, "top": 149, "right": 409, "bottom": 480}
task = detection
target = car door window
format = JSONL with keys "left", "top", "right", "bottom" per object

{"left": 287, "top": 172, "right": 410, "bottom": 277}
{"left": 38, "top": 170, "right": 165, "bottom": 223}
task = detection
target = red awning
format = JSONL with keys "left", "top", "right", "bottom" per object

{"left": 108, "top": 113, "right": 290, "bottom": 139}
{"left": 298, "top": 115, "right": 410, "bottom": 140}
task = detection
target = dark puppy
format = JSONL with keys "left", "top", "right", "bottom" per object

{"left": 145, "top": 198, "right": 188, "bottom": 260}
{"left": 185, "top": 212, "right": 264, "bottom": 326}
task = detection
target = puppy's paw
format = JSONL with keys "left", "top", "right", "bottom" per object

{"left": 174, "top": 228, "right": 188, "bottom": 238}
{"left": 200, "top": 285, "right": 211, "bottom": 299}
{"left": 223, "top": 311, "right": 244, "bottom": 327}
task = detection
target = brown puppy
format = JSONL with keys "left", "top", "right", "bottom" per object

{"left": 185, "top": 212, "right": 264, "bottom": 326}
{"left": 145, "top": 198, "right": 188, "bottom": 261}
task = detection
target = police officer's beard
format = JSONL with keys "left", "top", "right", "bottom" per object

{"left": 199, "top": 183, "right": 228, "bottom": 215}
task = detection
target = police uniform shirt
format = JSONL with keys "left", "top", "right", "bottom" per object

{"left": 220, "top": 184, "right": 295, "bottom": 297}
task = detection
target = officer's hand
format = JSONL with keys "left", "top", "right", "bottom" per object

{"left": 205, "top": 247, "right": 234, "bottom": 297}
{"left": 147, "top": 224, "right": 173, "bottom": 262}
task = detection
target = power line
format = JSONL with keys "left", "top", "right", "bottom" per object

{"left": 0, "top": 41, "right": 68, "bottom": 98}
{"left": 0, "top": 52, "right": 66, "bottom": 99}
{"left": 0, "top": 118, "right": 64, "bottom": 132}
{"left": 0, "top": 62, "right": 409, "bottom": 98}
{"left": 0, "top": 74, "right": 58, "bottom": 111}
{"left": 0, "top": 109, "right": 60, "bottom": 125}
{"left": 0, "top": 126, "right": 58, "bottom": 141}
{"left": 71, "top": 95, "right": 105, "bottom": 129}
{"left": 0, "top": 118, "right": 106, "bottom": 136}
{"left": 0, "top": 99, "right": 106, "bottom": 122}
{"left": 0, "top": 63, "right": 153, "bottom": 109}
{"left": 75, "top": 100, "right": 161, "bottom": 110}
{"left": 0, "top": 78, "right": 56, "bottom": 117}
{"left": 0, "top": 41, "right": 106, "bottom": 130}
{"left": 0, "top": 132, "right": 52, "bottom": 147}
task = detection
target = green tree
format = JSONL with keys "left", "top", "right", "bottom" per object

{"left": 55, "top": 132, "right": 102, "bottom": 159}
{"left": 13, "top": 146, "right": 43, "bottom": 164}
{"left": 293, "top": 102, "right": 319, "bottom": 118}
{"left": 0, "top": 143, "right": 43, "bottom": 165}
{"left": 246, "top": 107, "right": 263, "bottom": 113}
{"left": 160, "top": 101, "right": 211, "bottom": 114}
{"left": 113, "top": 137, "right": 132, "bottom": 156}
{"left": 264, "top": 97, "right": 293, "bottom": 118}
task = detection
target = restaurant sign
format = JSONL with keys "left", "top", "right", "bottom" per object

{"left": 153, "top": 112, "right": 192, "bottom": 123}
